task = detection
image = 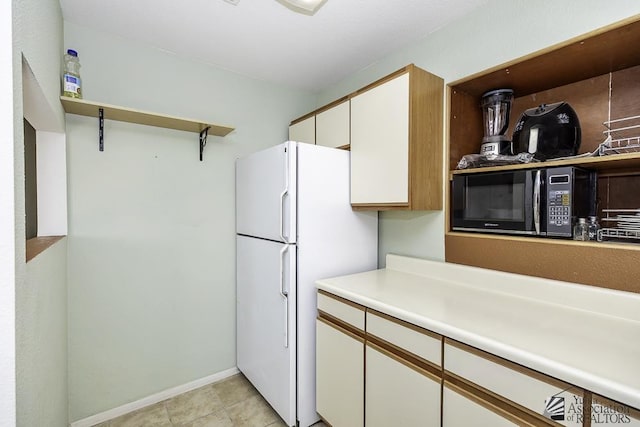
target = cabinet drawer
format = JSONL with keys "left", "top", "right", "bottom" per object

{"left": 317, "top": 291, "right": 365, "bottom": 331}
{"left": 443, "top": 382, "right": 520, "bottom": 427}
{"left": 444, "top": 340, "right": 582, "bottom": 425}
{"left": 366, "top": 310, "right": 441, "bottom": 367}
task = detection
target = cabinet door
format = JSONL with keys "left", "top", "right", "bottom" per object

{"left": 443, "top": 383, "right": 519, "bottom": 427}
{"left": 289, "top": 116, "right": 315, "bottom": 144}
{"left": 316, "top": 101, "right": 349, "bottom": 148}
{"left": 366, "top": 343, "right": 440, "bottom": 427}
{"left": 350, "top": 72, "right": 410, "bottom": 205}
{"left": 316, "top": 318, "right": 364, "bottom": 427}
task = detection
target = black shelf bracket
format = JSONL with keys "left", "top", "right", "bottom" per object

{"left": 199, "top": 126, "right": 210, "bottom": 161}
{"left": 98, "top": 108, "right": 104, "bottom": 151}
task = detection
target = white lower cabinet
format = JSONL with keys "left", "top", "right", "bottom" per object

{"left": 443, "top": 383, "right": 518, "bottom": 427}
{"left": 316, "top": 317, "right": 364, "bottom": 427}
{"left": 365, "top": 343, "right": 440, "bottom": 427}
{"left": 316, "top": 290, "right": 638, "bottom": 427}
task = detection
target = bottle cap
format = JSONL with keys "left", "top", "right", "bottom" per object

{"left": 67, "top": 49, "right": 78, "bottom": 57}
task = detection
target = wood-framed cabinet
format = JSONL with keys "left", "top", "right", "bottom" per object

{"left": 445, "top": 16, "right": 640, "bottom": 293}
{"left": 316, "top": 289, "right": 640, "bottom": 427}
{"left": 288, "top": 97, "right": 349, "bottom": 148}
{"left": 289, "top": 64, "right": 444, "bottom": 211}
{"left": 350, "top": 65, "right": 443, "bottom": 210}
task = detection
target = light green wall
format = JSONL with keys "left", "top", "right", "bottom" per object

{"left": 64, "top": 22, "right": 316, "bottom": 421}
{"left": 17, "top": 239, "right": 68, "bottom": 427}
{"left": 317, "top": 0, "right": 640, "bottom": 267}
{"left": 9, "top": 0, "right": 67, "bottom": 426}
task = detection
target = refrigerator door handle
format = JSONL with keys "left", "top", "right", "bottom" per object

{"left": 279, "top": 144, "right": 291, "bottom": 243}
{"left": 279, "top": 245, "right": 289, "bottom": 348}
{"left": 279, "top": 188, "right": 289, "bottom": 243}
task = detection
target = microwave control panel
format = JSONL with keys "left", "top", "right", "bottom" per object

{"left": 546, "top": 171, "right": 572, "bottom": 236}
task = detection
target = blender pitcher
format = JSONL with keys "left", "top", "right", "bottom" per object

{"left": 480, "top": 89, "right": 514, "bottom": 155}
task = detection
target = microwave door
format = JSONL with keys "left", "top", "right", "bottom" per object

{"left": 452, "top": 170, "right": 539, "bottom": 235}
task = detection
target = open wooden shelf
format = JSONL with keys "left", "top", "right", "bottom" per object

{"left": 445, "top": 15, "right": 640, "bottom": 293}
{"left": 451, "top": 152, "right": 640, "bottom": 177}
{"left": 60, "top": 96, "right": 234, "bottom": 136}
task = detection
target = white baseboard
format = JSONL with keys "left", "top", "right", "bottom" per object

{"left": 70, "top": 367, "right": 240, "bottom": 427}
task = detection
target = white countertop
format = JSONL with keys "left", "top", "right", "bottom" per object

{"left": 316, "top": 254, "right": 640, "bottom": 410}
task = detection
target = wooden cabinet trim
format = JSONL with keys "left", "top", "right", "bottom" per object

{"left": 317, "top": 313, "right": 365, "bottom": 342}
{"left": 318, "top": 289, "right": 366, "bottom": 311}
{"left": 350, "top": 65, "right": 412, "bottom": 98}
{"left": 290, "top": 65, "right": 413, "bottom": 127}
{"left": 351, "top": 202, "right": 410, "bottom": 211}
{"left": 408, "top": 63, "right": 444, "bottom": 211}
{"left": 444, "top": 379, "right": 557, "bottom": 427}
{"left": 366, "top": 334, "right": 441, "bottom": 380}
{"left": 444, "top": 338, "right": 582, "bottom": 393}
{"left": 367, "top": 308, "right": 441, "bottom": 341}
{"left": 290, "top": 96, "right": 350, "bottom": 126}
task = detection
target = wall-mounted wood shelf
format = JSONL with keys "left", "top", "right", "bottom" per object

{"left": 60, "top": 96, "right": 234, "bottom": 135}
{"left": 60, "top": 96, "right": 234, "bottom": 160}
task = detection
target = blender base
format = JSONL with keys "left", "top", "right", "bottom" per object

{"left": 480, "top": 139, "right": 511, "bottom": 156}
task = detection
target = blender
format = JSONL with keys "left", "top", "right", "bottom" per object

{"left": 480, "top": 89, "right": 514, "bottom": 155}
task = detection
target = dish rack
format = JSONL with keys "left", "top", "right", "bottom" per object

{"left": 599, "top": 115, "right": 640, "bottom": 155}
{"left": 598, "top": 209, "right": 640, "bottom": 242}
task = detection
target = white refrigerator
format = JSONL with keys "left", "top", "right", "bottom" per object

{"left": 236, "top": 141, "right": 378, "bottom": 427}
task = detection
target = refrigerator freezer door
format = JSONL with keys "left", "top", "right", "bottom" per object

{"left": 237, "top": 235, "right": 297, "bottom": 426}
{"left": 236, "top": 142, "right": 297, "bottom": 243}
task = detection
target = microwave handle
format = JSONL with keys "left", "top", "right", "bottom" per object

{"left": 533, "top": 170, "right": 541, "bottom": 235}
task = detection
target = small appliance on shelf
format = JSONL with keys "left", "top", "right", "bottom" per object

{"left": 480, "top": 89, "right": 514, "bottom": 155}
{"left": 511, "top": 102, "right": 581, "bottom": 161}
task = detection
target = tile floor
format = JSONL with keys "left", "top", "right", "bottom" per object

{"left": 92, "top": 373, "right": 326, "bottom": 427}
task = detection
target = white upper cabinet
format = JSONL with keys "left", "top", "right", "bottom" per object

{"left": 349, "top": 65, "right": 443, "bottom": 210}
{"left": 288, "top": 64, "right": 443, "bottom": 210}
{"left": 350, "top": 72, "right": 410, "bottom": 206}
{"left": 288, "top": 115, "right": 315, "bottom": 144}
{"left": 316, "top": 100, "right": 350, "bottom": 148}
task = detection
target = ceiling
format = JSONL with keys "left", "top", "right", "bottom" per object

{"left": 59, "top": 0, "right": 488, "bottom": 91}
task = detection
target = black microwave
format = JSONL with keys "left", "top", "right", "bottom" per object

{"left": 451, "top": 166, "right": 596, "bottom": 238}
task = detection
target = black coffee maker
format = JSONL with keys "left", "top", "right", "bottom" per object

{"left": 511, "top": 102, "right": 581, "bottom": 161}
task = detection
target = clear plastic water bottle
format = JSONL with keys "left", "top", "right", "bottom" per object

{"left": 588, "top": 216, "right": 601, "bottom": 241}
{"left": 63, "top": 49, "right": 82, "bottom": 98}
{"left": 573, "top": 217, "right": 588, "bottom": 241}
